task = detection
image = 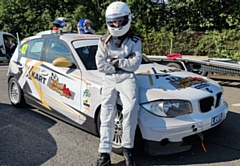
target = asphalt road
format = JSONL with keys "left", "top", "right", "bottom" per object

{"left": 0, "top": 64, "right": 240, "bottom": 166}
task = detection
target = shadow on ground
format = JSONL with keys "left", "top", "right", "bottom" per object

{"left": 0, "top": 103, "right": 57, "bottom": 165}
{"left": 113, "top": 111, "right": 240, "bottom": 166}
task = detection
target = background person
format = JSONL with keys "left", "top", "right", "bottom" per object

{"left": 95, "top": 1, "right": 142, "bottom": 166}
{"left": 5, "top": 37, "right": 16, "bottom": 59}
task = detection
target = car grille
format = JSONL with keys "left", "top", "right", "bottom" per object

{"left": 216, "top": 92, "right": 222, "bottom": 107}
{"left": 199, "top": 92, "right": 222, "bottom": 113}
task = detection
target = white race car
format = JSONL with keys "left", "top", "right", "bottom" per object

{"left": 7, "top": 33, "right": 228, "bottom": 156}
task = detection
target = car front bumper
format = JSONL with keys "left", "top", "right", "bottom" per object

{"left": 138, "top": 101, "right": 228, "bottom": 156}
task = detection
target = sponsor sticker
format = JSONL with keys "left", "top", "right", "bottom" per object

{"left": 48, "top": 73, "right": 75, "bottom": 99}
{"left": 83, "top": 89, "right": 91, "bottom": 107}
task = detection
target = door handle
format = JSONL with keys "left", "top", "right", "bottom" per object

{"left": 39, "top": 70, "right": 48, "bottom": 76}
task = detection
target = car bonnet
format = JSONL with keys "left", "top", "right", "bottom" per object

{"left": 136, "top": 63, "right": 222, "bottom": 103}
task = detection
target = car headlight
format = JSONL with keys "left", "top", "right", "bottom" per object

{"left": 141, "top": 100, "right": 193, "bottom": 117}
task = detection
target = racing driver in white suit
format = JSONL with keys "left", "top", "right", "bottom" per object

{"left": 95, "top": 1, "right": 142, "bottom": 166}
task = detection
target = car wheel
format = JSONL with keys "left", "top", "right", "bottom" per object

{"left": 111, "top": 107, "right": 124, "bottom": 154}
{"left": 167, "top": 62, "right": 182, "bottom": 69}
{"left": 97, "top": 106, "right": 143, "bottom": 155}
{"left": 8, "top": 77, "right": 25, "bottom": 107}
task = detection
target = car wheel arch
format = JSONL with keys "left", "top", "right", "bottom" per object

{"left": 96, "top": 104, "right": 143, "bottom": 155}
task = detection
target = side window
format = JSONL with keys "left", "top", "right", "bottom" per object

{"left": 76, "top": 45, "right": 97, "bottom": 70}
{"left": 20, "top": 39, "right": 45, "bottom": 60}
{"left": 45, "top": 39, "right": 73, "bottom": 63}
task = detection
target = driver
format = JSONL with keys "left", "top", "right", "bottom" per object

{"left": 95, "top": 1, "right": 142, "bottom": 166}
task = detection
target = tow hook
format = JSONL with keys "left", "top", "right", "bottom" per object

{"left": 198, "top": 133, "right": 207, "bottom": 152}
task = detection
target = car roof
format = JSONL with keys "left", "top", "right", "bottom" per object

{"left": 60, "top": 33, "right": 101, "bottom": 42}
{"left": 22, "top": 33, "right": 101, "bottom": 43}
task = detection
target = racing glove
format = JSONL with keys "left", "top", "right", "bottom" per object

{"left": 125, "top": 53, "right": 136, "bottom": 59}
{"left": 106, "top": 57, "right": 119, "bottom": 70}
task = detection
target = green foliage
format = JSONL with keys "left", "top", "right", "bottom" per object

{"left": 145, "top": 29, "right": 240, "bottom": 61}
{"left": 0, "top": 0, "right": 239, "bottom": 61}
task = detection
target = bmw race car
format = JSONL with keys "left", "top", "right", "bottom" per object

{"left": 7, "top": 33, "right": 229, "bottom": 156}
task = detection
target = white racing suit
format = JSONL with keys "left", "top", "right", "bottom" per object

{"left": 95, "top": 33, "right": 142, "bottom": 154}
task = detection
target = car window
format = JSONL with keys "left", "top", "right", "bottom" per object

{"left": 73, "top": 39, "right": 152, "bottom": 70}
{"left": 76, "top": 45, "right": 98, "bottom": 70}
{"left": 20, "top": 39, "right": 45, "bottom": 60}
{"left": 45, "top": 39, "right": 74, "bottom": 63}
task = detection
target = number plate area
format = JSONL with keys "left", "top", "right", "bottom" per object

{"left": 211, "top": 113, "right": 223, "bottom": 126}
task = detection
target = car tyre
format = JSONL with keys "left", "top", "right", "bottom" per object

{"left": 8, "top": 77, "right": 25, "bottom": 107}
{"left": 97, "top": 106, "right": 143, "bottom": 155}
{"left": 167, "top": 62, "right": 182, "bottom": 69}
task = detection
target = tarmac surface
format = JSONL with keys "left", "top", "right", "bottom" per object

{"left": 0, "top": 64, "right": 240, "bottom": 166}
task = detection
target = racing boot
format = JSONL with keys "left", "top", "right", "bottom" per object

{"left": 96, "top": 153, "right": 111, "bottom": 166}
{"left": 123, "top": 148, "right": 136, "bottom": 166}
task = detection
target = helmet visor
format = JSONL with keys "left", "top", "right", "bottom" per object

{"left": 53, "top": 20, "right": 63, "bottom": 27}
{"left": 106, "top": 16, "right": 128, "bottom": 28}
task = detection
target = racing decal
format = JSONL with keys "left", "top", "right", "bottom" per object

{"left": 27, "top": 61, "right": 51, "bottom": 110}
{"left": 31, "top": 71, "right": 47, "bottom": 84}
{"left": 41, "top": 64, "right": 73, "bottom": 80}
{"left": 25, "top": 66, "right": 33, "bottom": 79}
{"left": 43, "top": 92, "right": 81, "bottom": 116}
{"left": 22, "top": 59, "right": 33, "bottom": 78}
{"left": 48, "top": 73, "right": 75, "bottom": 99}
{"left": 151, "top": 67, "right": 159, "bottom": 79}
{"left": 22, "top": 60, "right": 47, "bottom": 84}
{"left": 206, "top": 88, "right": 213, "bottom": 93}
{"left": 159, "top": 68, "right": 181, "bottom": 73}
{"left": 25, "top": 66, "right": 47, "bottom": 84}
{"left": 167, "top": 76, "right": 208, "bottom": 89}
{"left": 136, "top": 71, "right": 153, "bottom": 86}
{"left": 72, "top": 35, "right": 100, "bottom": 39}
{"left": 194, "top": 83, "right": 210, "bottom": 89}
{"left": 20, "top": 43, "right": 29, "bottom": 55}
{"left": 136, "top": 70, "right": 170, "bottom": 86}
{"left": 83, "top": 89, "right": 91, "bottom": 107}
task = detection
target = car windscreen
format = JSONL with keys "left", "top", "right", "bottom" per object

{"left": 72, "top": 39, "right": 152, "bottom": 70}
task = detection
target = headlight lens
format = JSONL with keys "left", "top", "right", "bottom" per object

{"left": 141, "top": 100, "right": 192, "bottom": 117}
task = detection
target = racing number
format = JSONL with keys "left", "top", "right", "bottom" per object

{"left": 21, "top": 44, "right": 29, "bottom": 55}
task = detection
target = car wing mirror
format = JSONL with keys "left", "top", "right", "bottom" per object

{"left": 70, "top": 63, "right": 77, "bottom": 69}
{"left": 52, "top": 57, "right": 73, "bottom": 67}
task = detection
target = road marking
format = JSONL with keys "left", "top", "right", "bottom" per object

{"left": 232, "top": 103, "right": 240, "bottom": 107}
{"left": 0, "top": 66, "right": 8, "bottom": 70}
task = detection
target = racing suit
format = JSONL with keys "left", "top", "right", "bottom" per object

{"left": 95, "top": 33, "right": 142, "bottom": 154}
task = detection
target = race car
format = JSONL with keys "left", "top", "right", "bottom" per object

{"left": 7, "top": 32, "right": 229, "bottom": 156}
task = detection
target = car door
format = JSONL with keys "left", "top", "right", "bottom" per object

{"left": 18, "top": 38, "right": 46, "bottom": 106}
{"left": 38, "top": 39, "right": 83, "bottom": 123}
